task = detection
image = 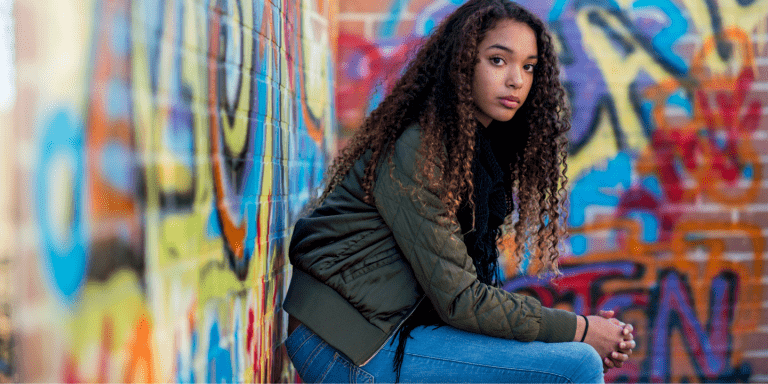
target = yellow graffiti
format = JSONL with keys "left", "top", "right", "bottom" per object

{"left": 219, "top": 0, "right": 253, "bottom": 157}
{"left": 679, "top": 0, "right": 768, "bottom": 58}
{"left": 568, "top": 1, "right": 768, "bottom": 182}
{"left": 568, "top": 6, "right": 675, "bottom": 179}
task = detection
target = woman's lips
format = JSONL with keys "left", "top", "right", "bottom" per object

{"left": 500, "top": 96, "right": 520, "bottom": 108}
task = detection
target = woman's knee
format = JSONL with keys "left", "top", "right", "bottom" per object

{"left": 568, "top": 343, "right": 604, "bottom": 383}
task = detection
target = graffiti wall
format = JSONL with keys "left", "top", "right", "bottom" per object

{"left": 13, "top": 0, "right": 336, "bottom": 381}
{"left": 0, "top": 0, "right": 14, "bottom": 381}
{"left": 338, "top": 0, "right": 768, "bottom": 382}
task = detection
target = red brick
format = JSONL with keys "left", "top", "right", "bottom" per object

{"left": 14, "top": 3, "right": 38, "bottom": 62}
{"left": 339, "top": 1, "right": 393, "bottom": 14}
{"left": 742, "top": 209, "right": 768, "bottom": 227}
{"left": 729, "top": 308, "right": 766, "bottom": 334}
{"left": 745, "top": 88, "right": 768, "bottom": 105}
{"left": 756, "top": 36, "right": 768, "bottom": 58}
{"left": 14, "top": 170, "right": 34, "bottom": 223}
{"left": 744, "top": 357, "right": 768, "bottom": 376}
{"left": 746, "top": 137, "right": 768, "bottom": 154}
{"left": 338, "top": 20, "right": 366, "bottom": 35}
{"left": 678, "top": 209, "right": 733, "bottom": 223}
{"left": 404, "top": 0, "right": 435, "bottom": 15}
{"left": 13, "top": 85, "right": 37, "bottom": 142}
{"left": 717, "top": 235, "right": 767, "bottom": 253}
{"left": 699, "top": 185, "right": 766, "bottom": 205}
{"left": 395, "top": 19, "right": 416, "bottom": 37}
{"left": 758, "top": 64, "right": 768, "bottom": 83}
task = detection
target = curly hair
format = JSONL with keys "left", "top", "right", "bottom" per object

{"left": 321, "top": 0, "right": 571, "bottom": 276}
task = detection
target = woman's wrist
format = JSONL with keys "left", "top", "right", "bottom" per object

{"left": 580, "top": 315, "right": 589, "bottom": 342}
{"left": 573, "top": 314, "right": 586, "bottom": 342}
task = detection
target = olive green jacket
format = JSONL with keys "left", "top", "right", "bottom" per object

{"left": 283, "top": 124, "right": 576, "bottom": 366}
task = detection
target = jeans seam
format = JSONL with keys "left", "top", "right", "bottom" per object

{"left": 333, "top": 354, "right": 354, "bottom": 383}
{"left": 316, "top": 353, "right": 339, "bottom": 383}
{"left": 287, "top": 325, "right": 312, "bottom": 361}
{"left": 299, "top": 338, "right": 328, "bottom": 376}
{"left": 356, "top": 366, "right": 374, "bottom": 384}
{"left": 401, "top": 351, "right": 574, "bottom": 383}
{"left": 340, "top": 355, "right": 372, "bottom": 383}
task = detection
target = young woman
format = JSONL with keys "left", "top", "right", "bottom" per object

{"left": 282, "top": 0, "right": 635, "bottom": 382}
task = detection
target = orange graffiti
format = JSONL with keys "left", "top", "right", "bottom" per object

{"left": 209, "top": 9, "right": 247, "bottom": 261}
{"left": 86, "top": 0, "right": 138, "bottom": 222}
{"left": 123, "top": 314, "right": 155, "bottom": 383}
{"left": 501, "top": 214, "right": 763, "bottom": 383}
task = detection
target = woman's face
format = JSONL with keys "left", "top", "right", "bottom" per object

{"left": 471, "top": 19, "right": 538, "bottom": 127}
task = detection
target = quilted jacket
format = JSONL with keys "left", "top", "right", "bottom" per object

{"left": 282, "top": 124, "right": 577, "bottom": 366}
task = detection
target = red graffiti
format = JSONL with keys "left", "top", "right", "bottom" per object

{"left": 648, "top": 66, "right": 760, "bottom": 200}
{"left": 335, "top": 33, "right": 421, "bottom": 135}
{"left": 641, "top": 27, "right": 763, "bottom": 209}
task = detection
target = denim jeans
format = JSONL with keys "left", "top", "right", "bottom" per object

{"left": 285, "top": 323, "right": 605, "bottom": 383}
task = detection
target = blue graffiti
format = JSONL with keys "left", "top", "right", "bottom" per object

{"left": 631, "top": 0, "right": 689, "bottom": 74}
{"left": 176, "top": 328, "right": 198, "bottom": 383}
{"left": 35, "top": 109, "right": 90, "bottom": 300}
{"left": 568, "top": 152, "right": 632, "bottom": 255}
{"left": 649, "top": 271, "right": 737, "bottom": 381}
{"left": 207, "top": 319, "right": 234, "bottom": 383}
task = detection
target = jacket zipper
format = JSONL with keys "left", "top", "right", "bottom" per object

{"left": 360, "top": 295, "right": 426, "bottom": 366}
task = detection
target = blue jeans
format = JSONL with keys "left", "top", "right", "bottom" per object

{"left": 285, "top": 323, "right": 605, "bottom": 383}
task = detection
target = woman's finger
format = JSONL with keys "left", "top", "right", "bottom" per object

{"left": 609, "top": 351, "right": 628, "bottom": 368}
{"left": 618, "top": 340, "right": 636, "bottom": 354}
{"left": 618, "top": 340, "right": 633, "bottom": 350}
{"left": 599, "top": 310, "right": 615, "bottom": 319}
{"left": 611, "top": 351, "right": 629, "bottom": 363}
{"left": 607, "top": 318, "right": 624, "bottom": 327}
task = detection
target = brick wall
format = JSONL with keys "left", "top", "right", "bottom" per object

{"left": 12, "top": 0, "right": 335, "bottom": 381}
{"left": 337, "top": 0, "right": 768, "bottom": 382}
{"left": 0, "top": 0, "right": 14, "bottom": 381}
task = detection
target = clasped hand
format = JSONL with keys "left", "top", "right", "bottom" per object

{"left": 583, "top": 310, "right": 635, "bottom": 373}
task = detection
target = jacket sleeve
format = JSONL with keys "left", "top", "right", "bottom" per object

{"left": 373, "top": 126, "right": 576, "bottom": 342}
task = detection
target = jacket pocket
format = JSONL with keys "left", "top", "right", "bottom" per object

{"left": 341, "top": 249, "right": 400, "bottom": 283}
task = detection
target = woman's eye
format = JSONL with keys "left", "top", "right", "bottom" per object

{"left": 490, "top": 57, "right": 504, "bottom": 65}
{"left": 524, "top": 64, "right": 536, "bottom": 72}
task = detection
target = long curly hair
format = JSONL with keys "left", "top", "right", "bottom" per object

{"left": 322, "top": 0, "right": 571, "bottom": 276}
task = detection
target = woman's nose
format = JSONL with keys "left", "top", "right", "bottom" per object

{"left": 507, "top": 67, "right": 523, "bottom": 88}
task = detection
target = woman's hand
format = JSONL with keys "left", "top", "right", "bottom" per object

{"left": 581, "top": 315, "right": 626, "bottom": 361}
{"left": 597, "top": 310, "right": 635, "bottom": 371}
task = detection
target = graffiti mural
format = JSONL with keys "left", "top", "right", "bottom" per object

{"left": 0, "top": 0, "right": 13, "bottom": 380}
{"left": 14, "top": 0, "right": 334, "bottom": 381}
{"left": 338, "top": 0, "right": 768, "bottom": 382}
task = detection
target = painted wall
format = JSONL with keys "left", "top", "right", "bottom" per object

{"left": 0, "top": 0, "right": 15, "bottom": 381}
{"left": 13, "top": 0, "right": 336, "bottom": 381}
{"left": 337, "top": 0, "right": 768, "bottom": 382}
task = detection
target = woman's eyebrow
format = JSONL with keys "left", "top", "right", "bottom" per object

{"left": 486, "top": 44, "right": 537, "bottom": 60}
